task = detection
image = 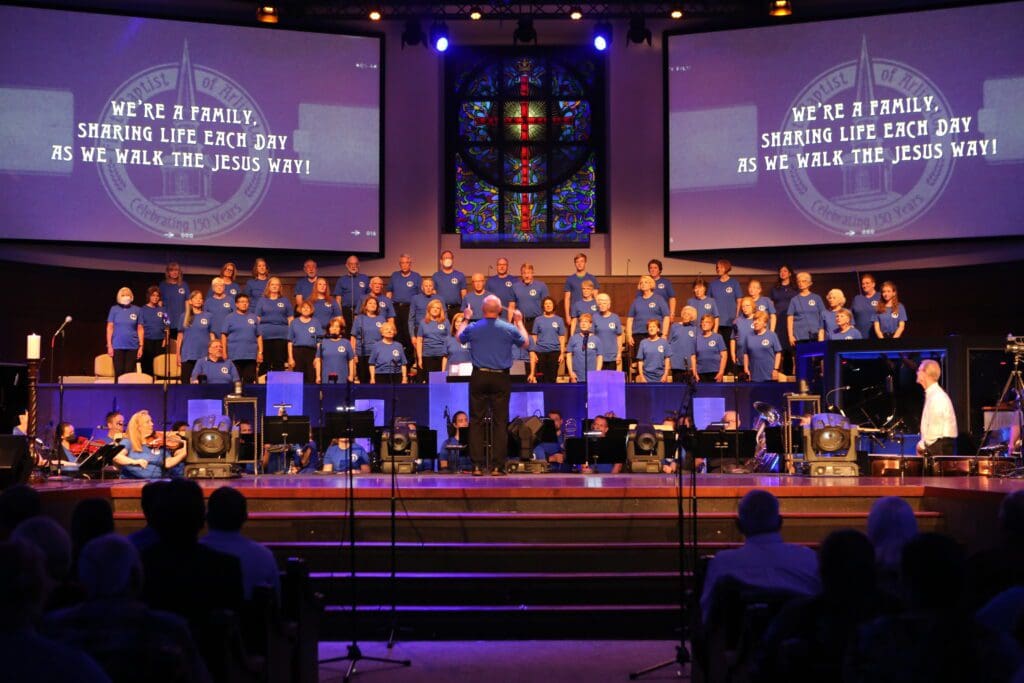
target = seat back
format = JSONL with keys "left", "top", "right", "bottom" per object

{"left": 154, "top": 354, "right": 181, "bottom": 381}
{"left": 118, "top": 372, "right": 154, "bottom": 384}
{"left": 94, "top": 354, "right": 114, "bottom": 378}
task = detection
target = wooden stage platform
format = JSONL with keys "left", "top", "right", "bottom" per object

{"left": 35, "top": 473, "right": 1022, "bottom": 640}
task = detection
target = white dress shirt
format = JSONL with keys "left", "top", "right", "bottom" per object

{"left": 920, "top": 382, "right": 958, "bottom": 446}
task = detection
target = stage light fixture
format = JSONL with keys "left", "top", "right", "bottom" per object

{"left": 368, "top": 8, "right": 382, "bottom": 21}
{"left": 401, "top": 19, "right": 426, "bottom": 48}
{"left": 670, "top": 6, "right": 684, "bottom": 20}
{"left": 256, "top": 4, "right": 279, "bottom": 24}
{"left": 513, "top": 18, "right": 537, "bottom": 45}
{"left": 430, "top": 20, "right": 450, "bottom": 52}
{"left": 627, "top": 423, "right": 665, "bottom": 473}
{"left": 382, "top": 421, "right": 419, "bottom": 474}
{"left": 626, "top": 16, "right": 652, "bottom": 46}
{"left": 592, "top": 21, "right": 612, "bottom": 51}
{"left": 769, "top": 0, "right": 793, "bottom": 17}
{"left": 569, "top": 6, "right": 583, "bottom": 20}
{"left": 469, "top": 6, "right": 483, "bottom": 20}
{"left": 186, "top": 415, "right": 239, "bottom": 479}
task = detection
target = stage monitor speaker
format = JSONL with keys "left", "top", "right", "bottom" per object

{"left": 0, "top": 435, "right": 33, "bottom": 489}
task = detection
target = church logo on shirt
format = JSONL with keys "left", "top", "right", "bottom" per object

{"left": 708, "top": 340, "right": 717, "bottom": 347}
{"left": 223, "top": 302, "right": 230, "bottom": 309}
{"left": 761, "top": 338, "right": 771, "bottom": 346}
{"left": 220, "top": 366, "right": 229, "bottom": 374}
{"left": 505, "top": 281, "right": 512, "bottom": 287}
{"left": 438, "top": 324, "right": 446, "bottom": 331}
{"left": 703, "top": 304, "right": 712, "bottom": 310}
{"left": 392, "top": 348, "right": 400, "bottom": 357}
{"left": 529, "top": 289, "right": 537, "bottom": 296}
{"left": 778, "top": 42, "right": 953, "bottom": 238}
{"left": 808, "top": 300, "right": 816, "bottom": 307}
{"left": 657, "top": 345, "right": 665, "bottom": 353}
{"left": 375, "top": 321, "right": 382, "bottom": 328}
{"left": 451, "top": 278, "right": 459, "bottom": 285}
{"left": 178, "top": 287, "right": 185, "bottom": 295}
{"left": 892, "top": 312, "right": 899, "bottom": 318}
{"left": 308, "top": 326, "right": 316, "bottom": 334}
{"left": 609, "top": 323, "right": 617, "bottom": 329}
{"left": 129, "top": 313, "right": 137, "bottom": 320}
{"left": 407, "top": 281, "right": 414, "bottom": 287}
{"left": 247, "top": 318, "right": 254, "bottom": 325}
{"left": 648, "top": 302, "right": 656, "bottom": 309}
{"left": 277, "top": 302, "right": 285, "bottom": 308}
{"left": 726, "top": 287, "right": 733, "bottom": 294}
{"left": 95, "top": 42, "right": 271, "bottom": 242}
{"left": 200, "top": 318, "right": 208, "bottom": 325}
{"left": 587, "top": 341, "right": 597, "bottom": 350}
{"left": 688, "top": 330, "right": 695, "bottom": 337}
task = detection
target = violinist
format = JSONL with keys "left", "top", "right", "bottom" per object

{"left": 55, "top": 422, "right": 85, "bottom": 465}
{"left": 112, "top": 410, "right": 186, "bottom": 479}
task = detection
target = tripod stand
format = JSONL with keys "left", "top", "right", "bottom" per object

{"left": 975, "top": 348, "right": 1024, "bottom": 465}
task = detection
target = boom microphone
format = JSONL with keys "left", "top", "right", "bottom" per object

{"left": 53, "top": 315, "right": 72, "bottom": 340}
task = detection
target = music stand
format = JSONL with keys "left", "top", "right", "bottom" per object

{"left": 695, "top": 429, "right": 757, "bottom": 473}
{"left": 264, "top": 415, "right": 310, "bottom": 475}
{"left": 76, "top": 443, "right": 125, "bottom": 480}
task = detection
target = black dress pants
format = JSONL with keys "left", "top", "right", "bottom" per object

{"left": 469, "top": 368, "right": 510, "bottom": 471}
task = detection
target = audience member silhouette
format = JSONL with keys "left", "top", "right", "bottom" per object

{"left": 846, "top": 532, "right": 1023, "bottom": 682}
{"left": 201, "top": 486, "right": 280, "bottom": 600}
{"left": 965, "top": 489, "right": 1024, "bottom": 613}
{"left": 127, "top": 480, "right": 169, "bottom": 553}
{"left": 42, "top": 533, "right": 211, "bottom": 683}
{"left": 0, "top": 483, "right": 41, "bottom": 540}
{"left": 70, "top": 497, "right": 114, "bottom": 569}
{"left": 11, "top": 515, "right": 84, "bottom": 611}
{"left": 866, "top": 495, "right": 918, "bottom": 599}
{"left": 0, "top": 539, "right": 111, "bottom": 682}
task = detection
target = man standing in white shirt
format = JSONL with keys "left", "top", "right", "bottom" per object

{"left": 915, "top": 359, "right": 958, "bottom": 456}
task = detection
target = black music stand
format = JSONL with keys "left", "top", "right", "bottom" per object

{"left": 264, "top": 415, "right": 310, "bottom": 475}
{"left": 695, "top": 429, "right": 757, "bottom": 473}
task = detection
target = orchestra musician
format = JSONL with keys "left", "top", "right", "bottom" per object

{"left": 112, "top": 409, "right": 186, "bottom": 479}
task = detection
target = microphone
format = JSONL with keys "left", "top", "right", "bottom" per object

{"left": 53, "top": 315, "right": 72, "bottom": 340}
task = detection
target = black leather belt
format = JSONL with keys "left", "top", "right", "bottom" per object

{"left": 477, "top": 367, "right": 509, "bottom": 374}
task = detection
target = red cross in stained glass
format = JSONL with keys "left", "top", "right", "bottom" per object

{"left": 473, "top": 68, "right": 574, "bottom": 233}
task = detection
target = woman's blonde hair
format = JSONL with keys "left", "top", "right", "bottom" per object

{"left": 127, "top": 409, "right": 152, "bottom": 454}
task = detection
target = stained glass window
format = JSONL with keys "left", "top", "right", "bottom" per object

{"left": 446, "top": 48, "right": 605, "bottom": 246}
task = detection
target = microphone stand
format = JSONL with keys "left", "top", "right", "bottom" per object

{"left": 385, "top": 357, "right": 408, "bottom": 649}
{"left": 161, "top": 323, "right": 170, "bottom": 473}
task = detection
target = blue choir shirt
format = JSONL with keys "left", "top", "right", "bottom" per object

{"left": 532, "top": 315, "right": 567, "bottom": 352}
{"left": 771, "top": 284, "right": 798, "bottom": 321}
{"left": 709, "top": 278, "right": 741, "bottom": 325}
{"left": 333, "top": 274, "right": 370, "bottom": 309}
{"left": 311, "top": 299, "right": 342, "bottom": 331}
{"left": 119, "top": 444, "right": 170, "bottom": 479}
{"left": 668, "top": 323, "right": 698, "bottom": 371}
{"left": 159, "top": 281, "right": 190, "bottom": 330}
{"left": 592, "top": 312, "right": 623, "bottom": 360}
{"left": 351, "top": 314, "right": 384, "bottom": 356}
{"left": 486, "top": 275, "right": 518, "bottom": 307}
{"left": 255, "top": 298, "right": 291, "bottom": 340}
{"left": 222, "top": 312, "right": 259, "bottom": 360}
{"left": 829, "top": 326, "right": 863, "bottom": 341}
{"left": 733, "top": 317, "right": 756, "bottom": 359}
{"left": 787, "top": 294, "right": 826, "bottom": 340}
{"left": 637, "top": 338, "right": 669, "bottom": 382}
{"left": 408, "top": 293, "right": 437, "bottom": 337}
{"left": 107, "top": 305, "right": 142, "bottom": 350}
{"left": 323, "top": 442, "right": 369, "bottom": 471}
{"left": 628, "top": 294, "right": 670, "bottom": 330}
{"left": 140, "top": 305, "right": 169, "bottom": 341}
{"left": 206, "top": 285, "right": 239, "bottom": 302}
{"left": 294, "top": 277, "right": 320, "bottom": 301}
{"left": 687, "top": 296, "right": 720, "bottom": 323}
{"left": 566, "top": 333, "right": 602, "bottom": 380}
{"left": 753, "top": 296, "right": 776, "bottom": 316}
{"left": 360, "top": 293, "right": 396, "bottom": 321}
{"left": 571, "top": 298, "right": 600, "bottom": 319}
{"left": 695, "top": 333, "right": 727, "bottom": 374}
{"left": 389, "top": 271, "right": 423, "bottom": 304}
{"left": 851, "top": 294, "right": 881, "bottom": 337}
{"left": 418, "top": 320, "right": 450, "bottom": 357}
{"left": 745, "top": 331, "right": 782, "bottom": 382}
{"left": 317, "top": 338, "right": 354, "bottom": 382}
{"left": 512, "top": 280, "right": 549, "bottom": 319}
{"left": 192, "top": 357, "right": 240, "bottom": 384}
{"left": 446, "top": 337, "right": 472, "bottom": 364}
{"left": 873, "top": 304, "right": 908, "bottom": 336}
{"left": 177, "top": 313, "right": 213, "bottom": 362}
{"left": 243, "top": 277, "right": 268, "bottom": 304}
{"left": 369, "top": 340, "right": 407, "bottom": 373}
{"left": 462, "top": 290, "right": 491, "bottom": 317}
{"left": 203, "top": 296, "right": 235, "bottom": 335}
{"left": 431, "top": 270, "right": 467, "bottom": 307}
{"left": 458, "top": 318, "right": 527, "bottom": 370}
{"left": 564, "top": 273, "right": 601, "bottom": 309}
{"left": 288, "top": 318, "right": 322, "bottom": 347}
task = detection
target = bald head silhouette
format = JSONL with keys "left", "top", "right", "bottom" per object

{"left": 482, "top": 295, "right": 502, "bottom": 319}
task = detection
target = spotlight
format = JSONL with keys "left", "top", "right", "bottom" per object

{"left": 626, "top": 16, "right": 652, "bottom": 46}
{"left": 256, "top": 4, "right": 279, "bottom": 24}
{"left": 627, "top": 423, "right": 665, "bottom": 473}
{"left": 513, "top": 18, "right": 537, "bottom": 45}
{"left": 382, "top": 420, "right": 419, "bottom": 474}
{"left": 186, "top": 415, "right": 239, "bottom": 479}
{"left": 368, "top": 8, "right": 382, "bottom": 21}
{"left": 769, "top": 0, "right": 793, "bottom": 17}
{"left": 670, "top": 6, "right": 684, "bottom": 20}
{"left": 401, "top": 19, "right": 426, "bottom": 48}
{"left": 569, "top": 6, "right": 583, "bottom": 20}
{"left": 592, "top": 21, "right": 612, "bottom": 51}
{"left": 430, "top": 20, "right": 450, "bottom": 52}
{"left": 469, "top": 6, "right": 483, "bottom": 20}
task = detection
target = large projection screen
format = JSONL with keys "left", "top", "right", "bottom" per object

{"left": 0, "top": 5, "right": 383, "bottom": 253}
{"left": 665, "top": 2, "right": 1024, "bottom": 255}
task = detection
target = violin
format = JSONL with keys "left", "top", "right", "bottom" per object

{"left": 145, "top": 431, "right": 185, "bottom": 450}
{"left": 67, "top": 436, "right": 106, "bottom": 457}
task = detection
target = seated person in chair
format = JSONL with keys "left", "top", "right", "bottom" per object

{"left": 113, "top": 410, "right": 187, "bottom": 479}
{"left": 323, "top": 437, "right": 370, "bottom": 473}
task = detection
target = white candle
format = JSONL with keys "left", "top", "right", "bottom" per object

{"left": 26, "top": 334, "right": 41, "bottom": 360}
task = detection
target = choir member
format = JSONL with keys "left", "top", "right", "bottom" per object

{"left": 636, "top": 319, "right": 671, "bottom": 384}
{"left": 255, "top": 276, "right": 291, "bottom": 373}
{"left": 873, "top": 281, "right": 908, "bottom": 339}
{"left": 744, "top": 311, "right": 783, "bottom": 383}
{"left": 823, "top": 288, "right": 847, "bottom": 334}
{"left": 191, "top": 340, "right": 240, "bottom": 385}
{"left": 288, "top": 301, "right": 320, "bottom": 383}
{"left": 771, "top": 264, "right": 798, "bottom": 372}
{"left": 369, "top": 321, "right": 408, "bottom": 384}
{"left": 569, "top": 279, "right": 599, "bottom": 334}
{"left": 486, "top": 257, "right": 518, "bottom": 317}
{"left": 243, "top": 257, "right": 270, "bottom": 305}
{"left": 695, "top": 314, "right": 727, "bottom": 383}
{"left": 627, "top": 275, "right": 671, "bottom": 350}
{"left": 647, "top": 259, "right": 677, "bottom": 319}
{"left": 309, "top": 277, "right": 342, "bottom": 332}
{"left": 177, "top": 291, "right": 213, "bottom": 382}
{"left": 363, "top": 277, "right": 396, "bottom": 321}
{"left": 530, "top": 297, "right": 567, "bottom": 384}
{"left": 316, "top": 317, "right": 355, "bottom": 384}
{"left": 215, "top": 262, "right": 240, "bottom": 299}
{"left": 414, "top": 299, "right": 451, "bottom": 378}
{"left": 432, "top": 250, "right": 467, "bottom": 322}
{"left": 828, "top": 309, "right": 862, "bottom": 340}
{"left": 113, "top": 410, "right": 186, "bottom": 479}
{"left": 686, "top": 278, "right": 720, "bottom": 333}
{"left": 106, "top": 287, "right": 144, "bottom": 380}
{"left": 709, "top": 259, "right": 741, "bottom": 349}
{"left": 512, "top": 263, "right": 548, "bottom": 332}
{"left": 563, "top": 252, "right": 601, "bottom": 321}
{"left": 334, "top": 255, "right": 370, "bottom": 323}
{"left": 203, "top": 277, "right": 235, "bottom": 335}
{"left": 139, "top": 285, "right": 169, "bottom": 377}
{"left": 159, "top": 262, "right": 189, "bottom": 344}
{"left": 592, "top": 293, "right": 624, "bottom": 372}
{"left": 221, "top": 293, "right": 259, "bottom": 384}
{"left": 747, "top": 279, "right": 777, "bottom": 331}
{"left": 294, "top": 259, "right": 321, "bottom": 305}
{"left": 445, "top": 313, "right": 473, "bottom": 367}
{"left": 408, "top": 278, "right": 439, "bottom": 339}
{"left": 731, "top": 297, "right": 756, "bottom": 373}
{"left": 851, "top": 273, "right": 881, "bottom": 338}
{"left": 462, "top": 273, "right": 492, "bottom": 318}
{"left": 388, "top": 253, "right": 422, "bottom": 365}
{"left": 787, "top": 272, "right": 825, "bottom": 345}
{"left": 668, "top": 306, "right": 699, "bottom": 383}
{"left": 351, "top": 296, "right": 385, "bottom": 384}
{"left": 565, "top": 313, "right": 603, "bottom": 383}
